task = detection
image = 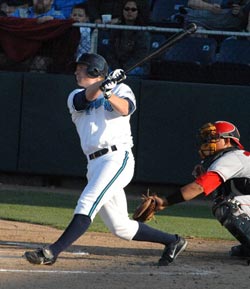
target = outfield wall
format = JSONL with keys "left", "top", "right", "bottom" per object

{"left": 1, "top": 71, "right": 250, "bottom": 185}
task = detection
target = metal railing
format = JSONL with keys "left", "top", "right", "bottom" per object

{"left": 73, "top": 22, "right": 250, "bottom": 54}
{"left": 73, "top": 22, "right": 250, "bottom": 36}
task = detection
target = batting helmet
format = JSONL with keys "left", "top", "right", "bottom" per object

{"left": 76, "top": 53, "right": 108, "bottom": 78}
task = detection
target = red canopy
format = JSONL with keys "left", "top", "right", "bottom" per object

{"left": 0, "top": 17, "right": 80, "bottom": 69}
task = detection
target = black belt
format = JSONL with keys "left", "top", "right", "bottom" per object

{"left": 89, "top": 145, "right": 117, "bottom": 160}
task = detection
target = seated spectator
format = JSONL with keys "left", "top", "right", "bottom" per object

{"left": 0, "top": 0, "right": 7, "bottom": 16}
{"left": 105, "top": 0, "right": 151, "bottom": 76}
{"left": 1, "top": 0, "right": 30, "bottom": 16}
{"left": 0, "top": 0, "right": 9, "bottom": 16}
{"left": 53, "top": 0, "right": 87, "bottom": 18}
{"left": 88, "top": 0, "right": 150, "bottom": 24}
{"left": 11, "top": 0, "right": 66, "bottom": 72}
{"left": 0, "top": 17, "right": 80, "bottom": 73}
{"left": 185, "top": 0, "right": 250, "bottom": 31}
{"left": 12, "top": 0, "right": 65, "bottom": 22}
{"left": 70, "top": 3, "right": 91, "bottom": 60}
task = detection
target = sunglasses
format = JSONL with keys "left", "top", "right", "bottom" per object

{"left": 123, "top": 7, "right": 138, "bottom": 12}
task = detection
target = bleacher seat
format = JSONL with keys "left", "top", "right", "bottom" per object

{"left": 149, "top": 33, "right": 167, "bottom": 59}
{"left": 211, "top": 38, "right": 250, "bottom": 85}
{"left": 149, "top": 0, "right": 178, "bottom": 26}
{"left": 150, "top": 36, "right": 217, "bottom": 83}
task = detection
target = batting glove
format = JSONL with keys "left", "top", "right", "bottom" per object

{"left": 108, "top": 69, "right": 126, "bottom": 83}
{"left": 100, "top": 78, "right": 117, "bottom": 99}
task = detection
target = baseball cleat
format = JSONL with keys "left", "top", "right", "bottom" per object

{"left": 24, "top": 246, "right": 56, "bottom": 265}
{"left": 230, "top": 244, "right": 250, "bottom": 258}
{"left": 158, "top": 235, "right": 187, "bottom": 266}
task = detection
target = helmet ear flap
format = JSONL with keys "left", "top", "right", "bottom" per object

{"left": 87, "top": 67, "right": 101, "bottom": 78}
{"left": 76, "top": 53, "right": 108, "bottom": 78}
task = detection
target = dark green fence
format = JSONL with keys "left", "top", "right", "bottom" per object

{"left": 1, "top": 71, "right": 250, "bottom": 185}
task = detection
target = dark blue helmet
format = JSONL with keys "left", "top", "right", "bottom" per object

{"left": 76, "top": 53, "right": 108, "bottom": 78}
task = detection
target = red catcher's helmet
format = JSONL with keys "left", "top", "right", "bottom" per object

{"left": 214, "top": 121, "right": 244, "bottom": 149}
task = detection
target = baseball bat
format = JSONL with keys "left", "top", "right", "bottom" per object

{"left": 125, "top": 23, "right": 198, "bottom": 74}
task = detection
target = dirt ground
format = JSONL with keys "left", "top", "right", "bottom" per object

{"left": 0, "top": 219, "right": 250, "bottom": 289}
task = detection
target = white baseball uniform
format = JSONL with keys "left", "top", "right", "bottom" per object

{"left": 67, "top": 83, "right": 139, "bottom": 240}
{"left": 208, "top": 150, "right": 250, "bottom": 215}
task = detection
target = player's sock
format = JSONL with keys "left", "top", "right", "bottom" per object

{"left": 49, "top": 214, "right": 91, "bottom": 257}
{"left": 132, "top": 222, "right": 177, "bottom": 245}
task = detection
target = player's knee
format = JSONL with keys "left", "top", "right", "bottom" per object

{"left": 108, "top": 220, "right": 139, "bottom": 241}
{"left": 213, "top": 199, "right": 250, "bottom": 246}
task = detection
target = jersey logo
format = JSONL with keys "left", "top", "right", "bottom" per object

{"left": 85, "top": 98, "right": 113, "bottom": 114}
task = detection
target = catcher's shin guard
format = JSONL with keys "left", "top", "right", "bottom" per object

{"left": 212, "top": 199, "right": 250, "bottom": 247}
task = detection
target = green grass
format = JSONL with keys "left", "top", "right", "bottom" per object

{"left": 0, "top": 189, "right": 234, "bottom": 240}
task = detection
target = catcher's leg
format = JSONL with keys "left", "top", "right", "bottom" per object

{"left": 213, "top": 198, "right": 250, "bottom": 249}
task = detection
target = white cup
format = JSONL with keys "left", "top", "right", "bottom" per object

{"left": 102, "top": 14, "right": 112, "bottom": 24}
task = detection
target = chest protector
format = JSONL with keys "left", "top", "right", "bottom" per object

{"left": 202, "top": 147, "right": 250, "bottom": 248}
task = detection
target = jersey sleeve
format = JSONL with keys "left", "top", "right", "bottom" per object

{"left": 67, "top": 88, "right": 84, "bottom": 114}
{"left": 112, "top": 83, "right": 136, "bottom": 115}
{"left": 195, "top": 171, "right": 223, "bottom": 196}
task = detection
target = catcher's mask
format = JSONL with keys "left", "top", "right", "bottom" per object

{"left": 76, "top": 53, "right": 108, "bottom": 78}
{"left": 198, "top": 120, "right": 243, "bottom": 159}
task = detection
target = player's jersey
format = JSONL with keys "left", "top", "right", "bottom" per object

{"left": 196, "top": 149, "right": 250, "bottom": 196}
{"left": 208, "top": 150, "right": 250, "bottom": 182}
{"left": 67, "top": 83, "right": 136, "bottom": 155}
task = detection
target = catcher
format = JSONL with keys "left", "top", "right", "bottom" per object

{"left": 133, "top": 120, "right": 250, "bottom": 259}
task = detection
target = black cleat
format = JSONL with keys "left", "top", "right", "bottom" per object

{"left": 158, "top": 235, "right": 187, "bottom": 266}
{"left": 24, "top": 246, "right": 56, "bottom": 265}
{"left": 230, "top": 244, "right": 250, "bottom": 258}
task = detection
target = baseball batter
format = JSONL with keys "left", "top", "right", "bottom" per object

{"left": 24, "top": 53, "right": 187, "bottom": 266}
{"left": 138, "top": 121, "right": 250, "bottom": 260}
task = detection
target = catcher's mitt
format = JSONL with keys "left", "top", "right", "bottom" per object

{"left": 132, "top": 189, "right": 167, "bottom": 222}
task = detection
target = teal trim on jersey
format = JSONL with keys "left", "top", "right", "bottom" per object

{"left": 88, "top": 151, "right": 129, "bottom": 217}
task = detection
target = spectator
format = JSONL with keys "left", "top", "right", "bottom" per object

{"left": 185, "top": 0, "right": 250, "bottom": 31}
{"left": 88, "top": 0, "right": 150, "bottom": 24}
{"left": 105, "top": 0, "right": 151, "bottom": 76}
{"left": 0, "top": 9, "right": 6, "bottom": 16}
{"left": 12, "top": 0, "right": 65, "bottom": 22}
{"left": 70, "top": 3, "right": 91, "bottom": 60}
{"left": 11, "top": 0, "right": 66, "bottom": 72}
{"left": 1, "top": 0, "right": 30, "bottom": 16}
{"left": 53, "top": 0, "right": 87, "bottom": 18}
{"left": 0, "top": 0, "right": 8, "bottom": 15}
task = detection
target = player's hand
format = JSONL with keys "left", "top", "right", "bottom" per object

{"left": 100, "top": 78, "right": 117, "bottom": 99}
{"left": 108, "top": 69, "right": 126, "bottom": 83}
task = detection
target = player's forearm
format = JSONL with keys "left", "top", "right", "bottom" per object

{"left": 181, "top": 182, "right": 204, "bottom": 201}
{"left": 188, "top": 0, "right": 213, "bottom": 10}
{"left": 163, "top": 181, "right": 204, "bottom": 207}
{"left": 85, "top": 81, "right": 103, "bottom": 101}
{"left": 107, "top": 94, "right": 130, "bottom": 116}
